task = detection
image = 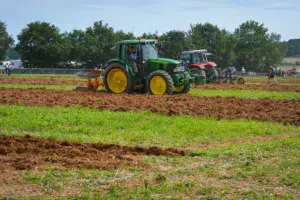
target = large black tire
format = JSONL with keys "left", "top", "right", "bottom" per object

{"left": 103, "top": 64, "right": 133, "bottom": 94}
{"left": 173, "top": 83, "right": 190, "bottom": 95}
{"left": 237, "top": 77, "right": 245, "bottom": 84}
{"left": 147, "top": 70, "right": 173, "bottom": 95}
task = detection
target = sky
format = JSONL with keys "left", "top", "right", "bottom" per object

{"left": 0, "top": 0, "right": 299, "bottom": 42}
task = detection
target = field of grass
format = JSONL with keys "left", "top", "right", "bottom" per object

{"left": 0, "top": 105, "right": 299, "bottom": 199}
{"left": 1, "top": 84, "right": 300, "bottom": 99}
{"left": 0, "top": 75, "right": 300, "bottom": 199}
{"left": 190, "top": 88, "right": 300, "bottom": 99}
{"left": 1, "top": 105, "right": 298, "bottom": 148}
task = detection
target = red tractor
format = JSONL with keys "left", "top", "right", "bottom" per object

{"left": 180, "top": 50, "right": 218, "bottom": 84}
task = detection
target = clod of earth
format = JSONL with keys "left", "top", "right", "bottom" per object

{"left": 0, "top": 88, "right": 299, "bottom": 125}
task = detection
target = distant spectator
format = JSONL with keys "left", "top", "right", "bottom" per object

{"left": 267, "top": 65, "right": 277, "bottom": 84}
{"left": 4, "top": 63, "right": 9, "bottom": 75}
{"left": 241, "top": 67, "right": 246, "bottom": 77}
{"left": 228, "top": 67, "right": 233, "bottom": 83}
{"left": 7, "top": 64, "right": 12, "bottom": 76}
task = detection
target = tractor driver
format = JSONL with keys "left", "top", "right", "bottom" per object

{"left": 129, "top": 45, "right": 138, "bottom": 73}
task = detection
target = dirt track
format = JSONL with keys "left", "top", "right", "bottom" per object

{"left": 1, "top": 88, "right": 299, "bottom": 125}
{"left": 0, "top": 134, "right": 184, "bottom": 172}
{"left": 194, "top": 83, "right": 300, "bottom": 92}
{"left": 0, "top": 78, "right": 86, "bottom": 86}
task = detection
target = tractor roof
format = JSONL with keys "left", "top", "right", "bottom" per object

{"left": 181, "top": 49, "right": 208, "bottom": 54}
{"left": 118, "top": 39, "right": 157, "bottom": 45}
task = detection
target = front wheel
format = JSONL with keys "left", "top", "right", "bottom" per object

{"left": 173, "top": 84, "right": 190, "bottom": 94}
{"left": 147, "top": 71, "right": 173, "bottom": 95}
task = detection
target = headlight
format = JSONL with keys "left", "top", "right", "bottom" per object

{"left": 173, "top": 66, "right": 185, "bottom": 73}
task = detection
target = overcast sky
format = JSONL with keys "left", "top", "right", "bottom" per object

{"left": 0, "top": 0, "right": 299, "bottom": 41}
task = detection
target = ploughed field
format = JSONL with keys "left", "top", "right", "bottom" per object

{"left": 0, "top": 75, "right": 299, "bottom": 199}
{"left": 0, "top": 77, "right": 87, "bottom": 86}
{"left": 1, "top": 88, "right": 300, "bottom": 125}
{"left": 2, "top": 77, "right": 300, "bottom": 92}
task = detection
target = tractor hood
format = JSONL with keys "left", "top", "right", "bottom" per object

{"left": 149, "top": 58, "right": 180, "bottom": 65}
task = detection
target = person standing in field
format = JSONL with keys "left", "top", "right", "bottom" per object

{"left": 7, "top": 64, "right": 12, "bottom": 76}
{"left": 267, "top": 65, "right": 277, "bottom": 84}
{"left": 241, "top": 67, "right": 246, "bottom": 77}
{"left": 4, "top": 63, "right": 9, "bottom": 75}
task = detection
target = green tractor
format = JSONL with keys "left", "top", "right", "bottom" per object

{"left": 102, "top": 39, "right": 192, "bottom": 95}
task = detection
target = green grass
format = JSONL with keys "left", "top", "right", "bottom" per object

{"left": 190, "top": 88, "right": 300, "bottom": 99}
{"left": 0, "top": 105, "right": 299, "bottom": 199}
{"left": 1, "top": 84, "right": 300, "bottom": 99}
{"left": 0, "top": 105, "right": 298, "bottom": 148}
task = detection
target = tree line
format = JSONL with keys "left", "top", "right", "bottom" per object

{"left": 0, "top": 20, "right": 296, "bottom": 71}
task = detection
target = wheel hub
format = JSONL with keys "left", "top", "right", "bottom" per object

{"left": 107, "top": 68, "right": 127, "bottom": 93}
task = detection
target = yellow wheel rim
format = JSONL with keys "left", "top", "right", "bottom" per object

{"left": 173, "top": 85, "right": 184, "bottom": 93}
{"left": 150, "top": 76, "right": 167, "bottom": 95}
{"left": 107, "top": 68, "right": 127, "bottom": 93}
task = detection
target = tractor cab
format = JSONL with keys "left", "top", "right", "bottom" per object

{"left": 116, "top": 40, "right": 159, "bottom": 77}
{"left": 180, "top": 50, "right": 207, "bottom": 69}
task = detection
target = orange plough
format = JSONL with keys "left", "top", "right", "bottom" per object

{"left": 76, "top": 69, "right": 105, "bottom": 91}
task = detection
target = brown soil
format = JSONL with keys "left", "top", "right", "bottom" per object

{"left": 0, "top": 88, "right": 299, "bottom": 125}
{"left": 0, "top": 78, "right": 86, "bottom": 86}
{"left": 194, "top": 83, "right": 300, "bottom": 92}
{"left": 0, "top": 134, "right": 185, "bottom": 172}
{"left": 2, "top": 78, "right": 300, "bottom": 92}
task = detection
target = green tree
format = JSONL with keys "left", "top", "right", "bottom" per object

{"left": 286, "top": 39, "right": 300, "bottom": 57}
{"left": 142, "top": 32, "right": 157, "bottom": 39}
{"left": 64, "top": 29, "right": 86, "bottom": 67}
{"left": 115, "top": 30, "right": 135, "bottom": 41}
{"left": 81, "top": 21, "right": 116, "bottom": 66}
{"left": 234, "top": 20, "right": 284, "bottom": 71}
{"left": 264, "top": 33, "right": 285, "bottom": 66}
{"left": 0, "top": 22, "right": 14, "bottom": 60}
{"left": 4, "top": 48, "right": 21, "bottom": 60}
{"left": 16, "top": 21, "right": 65, "bottom": 67}
{"left": 159, "top": 30, "right": 192, "bottom": 59}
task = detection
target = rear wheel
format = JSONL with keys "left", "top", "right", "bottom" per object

{"left": 103, "top": 65, "right": 132, "bottom": 94}
{"left": 173, "top": 83, "right": 190, "bottom": 94}
{"left": 147, "top": 71, "right": 173, "bottom": 95}
{"left": 237, "top": 77, "right": 245, "bottom": 84}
